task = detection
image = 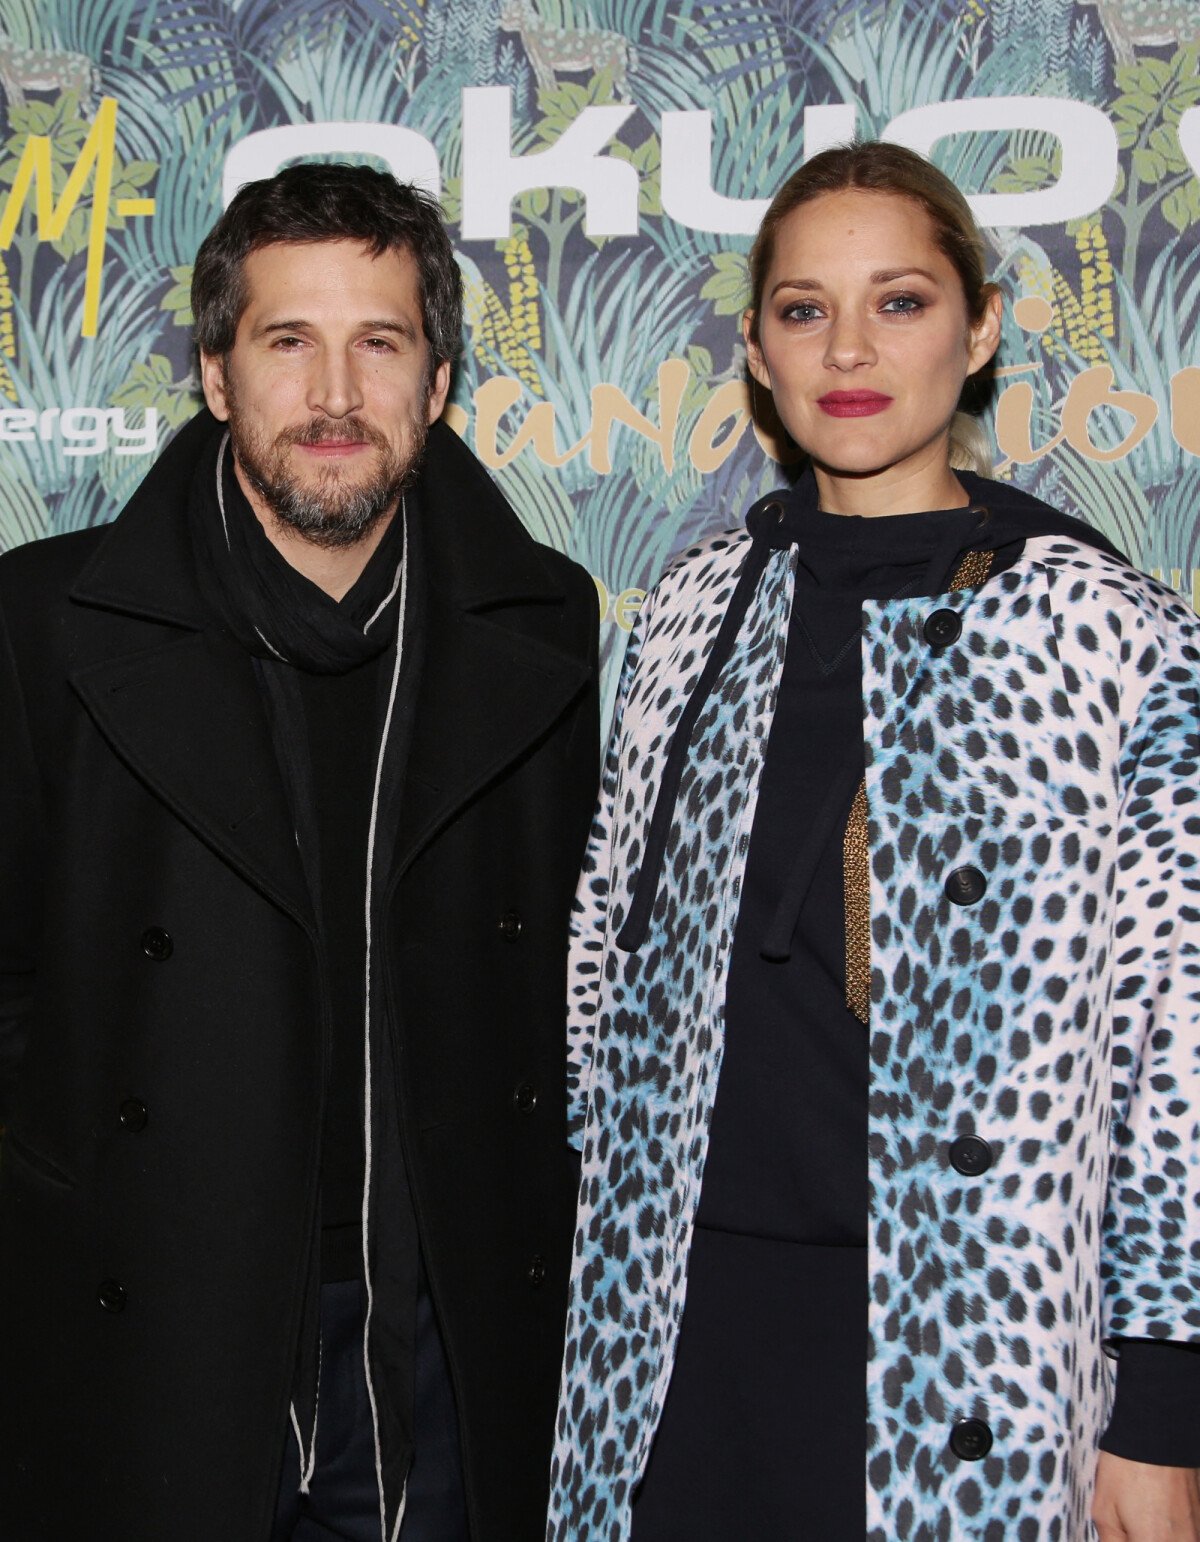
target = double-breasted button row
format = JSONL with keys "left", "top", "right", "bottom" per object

{"left": 925, "top": 587, "right": 995, "bottom": 1451}
{"left": 141, "top": 926, "right": 172, "bottom": 961}
{"left": 949, "top": 1417, "right": 993, "bottom": 1461}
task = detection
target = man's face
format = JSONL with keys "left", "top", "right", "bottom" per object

{"left": 200, "top": 239, "right": 451, "bottom": 549}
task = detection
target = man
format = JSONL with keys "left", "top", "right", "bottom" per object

{"left": 0, "top": 164, "right": 598, "bottom": 1541}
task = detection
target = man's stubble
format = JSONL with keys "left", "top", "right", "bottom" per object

{"left": 221, "top": 367, "right": 430, "bottom": 551}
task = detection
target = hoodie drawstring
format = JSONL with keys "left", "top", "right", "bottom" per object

{"left": 615, "top": 522, "right": 780, "bottom": 952}
{"left": 617, "top": 505, "right": 995, "bottom": 973}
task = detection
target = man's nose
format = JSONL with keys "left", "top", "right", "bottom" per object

{"left": 306, "top": 349, "right": 365, "bottom": 419}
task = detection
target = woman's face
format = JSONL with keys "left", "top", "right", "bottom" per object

{"left": 744, "top": 189, "right": 1000, "bottom": 504}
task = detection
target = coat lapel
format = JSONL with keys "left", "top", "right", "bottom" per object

{"left": 392, "top": 592, "right": 590, "bottom": 885}
{"left": 66, "top": 410, "right": 314, "bottom": 931}
{"left": 389, "top": 420, "right": 591, "bottom": 884}
{"left": 69, "top": 629, "right": 314, "bottom": 930}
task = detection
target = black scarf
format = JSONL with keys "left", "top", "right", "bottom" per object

{"left": 190, "top": 427, "right": 408, "bottom": 674}
{"left": 189, "top": 421, "right": 427, "bottom": 1523}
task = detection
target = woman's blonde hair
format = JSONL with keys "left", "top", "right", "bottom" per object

{"left": 747, "top": 142, "right": 999, "bottom": 476}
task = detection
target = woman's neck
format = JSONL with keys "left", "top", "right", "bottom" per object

{"left": 813, "top": 446, "right": 970, "bottom": 518}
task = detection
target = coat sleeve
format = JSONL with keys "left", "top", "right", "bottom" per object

{"left": 0, "top": 593, "right": 44, "bottom": 1122}
{"left": 564, "top": 592, "right": 652, "bottom": 1148}
{"left": 1101, "top": 595, "right": 1200, "bottom": 1343}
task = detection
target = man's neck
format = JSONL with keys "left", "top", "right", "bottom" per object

{"left": 233, "top": 458, "right": 396, "bottom": 601}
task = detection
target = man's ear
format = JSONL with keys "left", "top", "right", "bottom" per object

{"left": 426, "top": 358, "right": 452, "bottom": 424}
{"left": 199, "top": 352, "right": 232, "bottom": 423}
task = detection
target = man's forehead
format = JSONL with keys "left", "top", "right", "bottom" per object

{"left": 239, "top": 239, "right": 419, "bottom": 305}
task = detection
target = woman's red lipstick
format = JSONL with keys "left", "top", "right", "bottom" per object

{"left": 818, "top": 391, "right": 893, "bottom": 418}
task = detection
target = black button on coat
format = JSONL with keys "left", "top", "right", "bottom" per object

{"left": 118, "top": 1099, "right": 148, "bottom": 1132}
{"left": 949, "top": 1418, "right": 993, "bottom": 1461}
{"left": 949, "top": 1134, "right": 994, "bottom": 1177}
{"left": 0, "top": 412, "right": 600, "bottom": 1542}
{"left": 923, "top": 608, "right": 962, "bottom": 648}
{"left": 140, "top": 926, "right": 173, "bottom": 960}
{"left": 944, "top": 866, "right": 987, "bottom": 906}
{"left": 97, "top": 1279, "right": 127, "bottom": 1314}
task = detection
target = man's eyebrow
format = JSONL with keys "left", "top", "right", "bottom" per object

{"left": 251, "top": 318, "right": 308, "bottom": 339}
{"left": 251, "top": 318, "right": 418, "bottom": 340}
{"left": 358, "top": 319, "right": 418, "bottom": 339}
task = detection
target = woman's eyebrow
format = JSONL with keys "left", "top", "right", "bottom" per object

{"left": 771, "top": 266, "right": 941, "bottom": 296}
{"left": 869, "top": 266, "right": 940, "bottom": 284}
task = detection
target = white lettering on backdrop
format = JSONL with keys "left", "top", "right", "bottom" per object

{"left": 222, "top": 87, "right": 1168, "bottom": 235}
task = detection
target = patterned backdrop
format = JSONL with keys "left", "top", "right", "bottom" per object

{"left": 0, "top": 0, "right": 1198, "bottom": 720}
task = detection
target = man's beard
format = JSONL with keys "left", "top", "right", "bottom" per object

{"left": 223, "top": 378, "right": 429, "bottom": 551}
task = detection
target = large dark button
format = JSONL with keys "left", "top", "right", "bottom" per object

{"left": 949, "top": 1134, "right": 994, "bottom": 1177}
{"left": 141, "top": 927, "right": 173, "bottom": 961}
{"left": 498, "top": 910, "right": 523, "bottom": 942}
{"left": 526, "top": 1254, "right": 546, "bottom": 1288}
{"left": 98, "top": 1279, "right": 127, "bottom": 1314}
{"left": 514, "top": 1081, "right": 538, "bottom": 1115}
{"left": 924, "top": 608, "right": 962, "bottom": 648}
{"left": 762, "top": 499, "right": 785, "bottom": 522}
{"left": 118, "top": 1099, "right": 148, "bottom": 1132}
{"left": 949, "top": 1418, "right": 993, "bottom": 1461}
{"left": 945, "top": 866, "right": 986, "bottom": 906}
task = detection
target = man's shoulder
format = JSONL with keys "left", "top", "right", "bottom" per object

{"left": 0, "top": 524, "right": 112, "bottom": 606}
{"left": 532, "top": 540, "right": 595, "bottom": 601}
{"left": 419, "top": 421, "right": 596, "bottom": 615}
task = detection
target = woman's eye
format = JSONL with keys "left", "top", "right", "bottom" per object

{"left": 782, "top": 301, "right": 823, "bottom": 324}
{"left": 881, "top": 294, "right": 924, "bottom": 316}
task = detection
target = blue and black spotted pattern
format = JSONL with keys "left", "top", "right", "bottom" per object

{"left": 549, "top": 532, "right": 1200, "bottom": 1542}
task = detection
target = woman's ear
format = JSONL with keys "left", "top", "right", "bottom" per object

{"left": 743, "top": 310, "right": 771, "bottom": 389}
{"left": 967, "top": 286, "right": 1003, "bottom": 377}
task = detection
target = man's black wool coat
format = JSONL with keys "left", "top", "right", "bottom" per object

{"left": 0, "top": 410, "right": 599, "bottom": 1541}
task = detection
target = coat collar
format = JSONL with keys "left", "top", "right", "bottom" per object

{"left": 66, "top": 409, "right": 590, "bottom": 928}
{"left": 69, "top": 409, "right": 568, "bottom": 624}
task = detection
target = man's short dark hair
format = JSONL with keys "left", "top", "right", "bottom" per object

{"left": 191, "top": 162, "right": 463, "bottom": 374}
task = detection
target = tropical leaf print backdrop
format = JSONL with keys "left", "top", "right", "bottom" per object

{"left": 1, "top": 0, "right": 1198, "bottom": 720}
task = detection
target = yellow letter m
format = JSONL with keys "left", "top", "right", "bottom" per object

{"left": 0, "top": 96, "right": 120, "bottom": 339}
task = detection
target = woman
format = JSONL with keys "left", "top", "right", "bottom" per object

{"left": 547, "top": 144, "right": 1200, "bottom": 1541}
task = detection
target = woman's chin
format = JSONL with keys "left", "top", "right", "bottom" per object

{"left": 809, "top": 448, "right": 906, "bottom": 483}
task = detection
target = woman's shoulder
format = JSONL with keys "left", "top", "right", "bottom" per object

{"left": 661, "top": 523, "right": 751, "bottom": 579}
{"left": 644, "top": 524, "right": 753, "bottom": 615}
{"left": 1023, "top": 532, "right": 1198, "bottom": 641}
{"left": 962, "top": 471, "right": 1195, "bottom": 641}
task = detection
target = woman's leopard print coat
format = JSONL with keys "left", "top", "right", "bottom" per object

{"left": 547, "top": 526, "right": 1200, "bottom": 1541}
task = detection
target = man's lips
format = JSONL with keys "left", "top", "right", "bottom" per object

{"left": 289, "top": 437, "right": 373, "bottom": 459}
{"left": 295, "top": 439, "right": 371, "bottom": 457}
{"left": 817, "top": 392, "right": 893, "bottom": 418}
